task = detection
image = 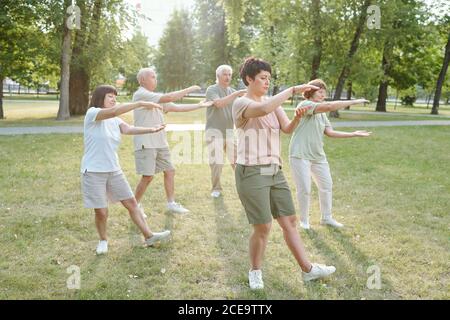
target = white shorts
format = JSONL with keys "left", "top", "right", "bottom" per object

{"left": 81, "top": 170, "right": 134, "bottom": 209}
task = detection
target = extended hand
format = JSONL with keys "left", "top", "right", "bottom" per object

{"left": 141, "top": 101, "right": 163, "bottom": 110}
{"left": 199, "top": 100, "right": 214, "bottom": 108}
{"left": 236, "top": 89, "right": 247, "bottom": 97}
{"left": 293, "top": 84, "right": 320, "bottom": 95}
{"left": 149, "top": 124, "right": 166, "bottom": 133}
{"left": 189, "top": 85, "right": 202, "bottom": 92}
{"left": 353, "top": 130, "right": 372, "bottom": 137}
{"left": 294, "top": 106, "right": 309, "bottom": 119}
{"left": 356, "top": 99, "right": 370, "bottom": 105}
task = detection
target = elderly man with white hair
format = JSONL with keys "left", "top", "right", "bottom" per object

{"left": 205, "top": 65, "right": 246, "bottom": 198}
{"left": 133, "top": 67, "right": 212, "bottom": 215}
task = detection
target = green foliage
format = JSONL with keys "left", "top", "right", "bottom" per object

{"left": 119, "top": 31, "right": 155, "bottom": 93}
{"left": 0, "top": 0, "right": 59, "bottom": 87}
{"left": 154, "top": 9, "right": 196, "bottom": 91}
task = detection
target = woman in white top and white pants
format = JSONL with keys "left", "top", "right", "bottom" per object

{"left": 81, "top": 85, "right": 171, "bottom": 254}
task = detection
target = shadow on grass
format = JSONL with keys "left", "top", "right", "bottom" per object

{"left": 213, "top": 196, "right": 254, "bottom": 298}
{"left": 303, "top": 227, "right": 398, "bottom": 299}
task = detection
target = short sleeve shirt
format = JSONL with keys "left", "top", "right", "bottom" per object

{"left": 232, "top": 96, "right": 282, "bottom": 166}
{"left": 132, "top": 86, "right": 170, "bottom": 150}
{"left": 80, "top": 107, "right": 124, "bottom": 173}
{"left": 205, "top": 84, "right": 236, "bottom": 137}
{"left": 289, "top": 100, "right": 332, "bottom": 161}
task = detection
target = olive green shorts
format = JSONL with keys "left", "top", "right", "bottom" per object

{"left": 235, "top": 164, "right": 296, "bottom": 225}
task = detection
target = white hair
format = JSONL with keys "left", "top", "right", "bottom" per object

{"left": 137, "top": 67, "right": 156, "bottom": 85}
{"left": 215, "top": 65, "right": 233, "bottom": 83}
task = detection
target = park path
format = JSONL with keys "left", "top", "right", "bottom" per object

{"left": 1, "top": 121, "right": 450, "bottom": 135}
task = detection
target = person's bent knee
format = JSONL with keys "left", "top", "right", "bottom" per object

{"left": 122, "top": 197, "right": 138, "bottom": 211}
{"left": 282, "top": 215, "right": 297, "bottom": 229}
{"left": 141, "top": 175, "right": 154, "bottom": 183}
{"left": 94, "top": 209, "right": 108, "bottom": 219}
{"left": 253, "top": 223, "right": 271, "bottom": 236}
{"left": 164, "top": 169, "right": 175, "bottom": 176}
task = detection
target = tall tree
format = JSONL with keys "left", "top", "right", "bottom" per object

{"left": 375, "top": 0, "right": 427, "bottom": 112}
{"left": 330, "top": 0, "right": 372, "bottom": 117}
{"left": 69, "top": 0, "right": 104, "bottom": 115}
{"left": 310, "top": 0, "right": 323, "bottom": 80}
{"left": 431, "top": 30, "right": 450, "bottom": 114}
{"left": 0, "top": 0, "right": 51, "bottom": 119}
{"left": 119, "top": 31, "right": 155, "bottom": 94}
{"left": 193, "top": 0, "right": 231, "bottom": 85}
{"left": 155, "top": 9, "right": 195, "bottom": 91}
{"left": 57, "top": 0, "right": 74, "bottom": 120}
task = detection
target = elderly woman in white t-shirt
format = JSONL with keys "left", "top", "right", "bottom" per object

{"left": 81, "top": 85, "right": 171, "bottom": 255}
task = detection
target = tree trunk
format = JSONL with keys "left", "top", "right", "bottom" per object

{"left": 345, "top": 80, "right": 352, "bottom": 110}
{"left": 310, "top": 0, "right": 322, "bottom": 80}
{"left": 376, "top": 43, "right": 392, "bottom": 112}
{"left": 346, "top": 81, "right": 352, "bottom": 100}
{"left": 431, "top": 33, "right": 450, "bottom": 115}
{"left": 69, "top": 68, "right": 90, "bottom": 115}
{"left": 57, "top": 0, "right": 72, "bottom": 120}
{"left": 0, "top": 76, "right": 4, "bottom": 119}
{"left": 394, "top": 89, "right": 399, "bottom": 110}
{"left": 376, "top": 81, "right": 388, "bottom": 112}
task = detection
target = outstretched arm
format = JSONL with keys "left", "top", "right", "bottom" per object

{"left": 159, "top": 85, "right": 201, "bottom": 103}
{"left": 211, "top": 90, "right": 247, "bottom": 109}
{"left": 95, "top": 101, "right": 162, "bottom": 121}
{"left": 164, "top": 100, "right": 213, "bottom": 113}
{"left": 313, "top": 99, "right": 369, "bottom": 114}
{"left": 119, "top": 123, "right": 166, "bottom": 135}
{"left": 277, "top": 106, "right": 309, "bottom": 134}
{"left": 324, "top": 127, "right": 372, "bottom": 138}
{"left": 243, "top": 84, "right": 319, "bottom": 119}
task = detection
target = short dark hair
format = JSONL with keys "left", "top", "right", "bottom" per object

{"left": 89, "top": 85, "right": 118, "bottom": 108}
{"left": 239, "top": 57, "right": 272, "bottom": 86}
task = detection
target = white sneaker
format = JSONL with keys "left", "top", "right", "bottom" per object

{"left": 167, "top": 202, "right": 190, "bottom": 214}
{"left": 302, "top": 263, "right": 336, "bottom": 282}
{"left": 248, "top": 269, "right": 264, "bottom": 290}
{"left": 299, "top": 220, "right": 311, "bottom": 230}
{"left": 138, "top": 203, "right": 148, "bottom": 219}
{"left": 320, "top": 217, "right": 344, "bottom": 228}
{"left": 211, "top": 190, "right": 221, "bottom": 198}
{"left": 145, "top": 230, "right": 171, "bottom": 246}
{"left": 96, "top": 240, "right": 108, "bottom": 255}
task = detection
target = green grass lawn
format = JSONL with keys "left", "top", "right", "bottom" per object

{"left": 0, "top": 126, "right": 448, "bottom": 299}
{"left": 1, "top": 99, "right": 449, "bottom": 128}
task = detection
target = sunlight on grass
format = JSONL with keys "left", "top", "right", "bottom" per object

{"left": 0, "top": 126, "right": 448, "bottom": 299}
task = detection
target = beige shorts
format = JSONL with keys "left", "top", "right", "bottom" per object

{"left": 81, "top": 170, "right": 134, "bottom": 209}
{"left": 134, "top": 147, "right": 174, "bottom": 176}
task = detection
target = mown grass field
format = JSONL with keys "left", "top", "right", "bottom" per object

{"left": 0, "top": 125, "right": 448, "bottom": 299}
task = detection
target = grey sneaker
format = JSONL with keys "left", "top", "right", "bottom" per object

{"left": 302, "top": 263, "right": 336, "bottom": 282}
{"left": 320, "top": 218, "right": 344, "bottom": 228}
{"left": 299, "top": 220, "right": 311, "bottom": 230}
{"left": 248, "top": 269, "right": 264, "bottom": 290}
{"left": 211, "top": 190, "right": 221, "bottom": 198}
{"left": 167, "top": 202, "right": 190, "bottom": 214}
{"left": 145, "top": 230, "right": 171, "bottom": 247}
{"left": 96, "top": 240, "right": 108, "bottom": 255}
